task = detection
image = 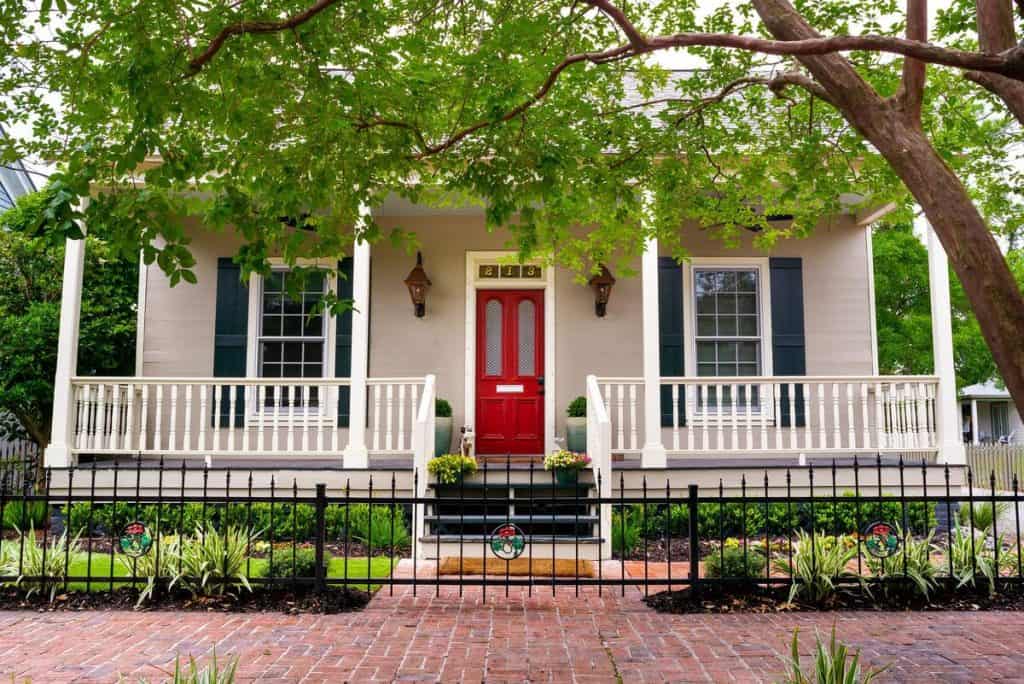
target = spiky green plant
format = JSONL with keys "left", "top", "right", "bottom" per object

{"left": 128, "top": 648, "right": 239, "bottom": 684}
{"left": 773, "top": 531, "right": 857, "bottom": 603}
{"left": 948, "top": 527, "right": 998, "bottom": 594}
{"left": 119, "top": 533, "right": 181, "bottom": 608}
{"left": 864, "top": 527, "right": 939, "bottom": 600}
{"left": 171, "top": 525, "right": 256, "bottom": 598}
{"left": 957, "top": 501, "right": 1008, "bottom": 533}
{"left": 0, "top": 525, "right": 82, "bottom": 600}
{"left": 780, "top": 626, "right": 888, "bottom": 684}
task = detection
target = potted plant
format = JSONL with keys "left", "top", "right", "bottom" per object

{"left": 434, "top": 398, "right": 453, "bottom": 457}
{"left": 565, "top": 396, "right": 586, "bottom": 453}
{"left": 427, "top": 453, "right": 478, "bottom": 484}
{"left": 543, "top": 450, "right": 591, "bottom": 486}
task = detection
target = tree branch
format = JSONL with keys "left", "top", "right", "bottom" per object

{"left": 898, "top": 0, "right": 928, "bottom": 121}
{"left": 583, "top": 0, "right": 646, "bottom": 48}
{"left": 186, "top": 0, "right": 341, "bottom": 76}
{"left": 969, "top": 0, "right": 1024, "bottom": 125}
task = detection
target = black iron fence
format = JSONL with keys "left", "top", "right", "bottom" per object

{"left": 0, "top": 456, "right": 1022, "bottom": 604}
{"left": 0, "top": 442, "right": 39, "bottom": 495}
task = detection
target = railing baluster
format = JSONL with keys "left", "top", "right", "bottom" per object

{"left": 616, "top": 384, "right": 625, "bottom": 451}
{"left": 860, "top": 382, "right": 870, "bottom": 450}
{"left": 803, "top": 382, "right": 813, "bottom": 451}
{"left": 817, "top": 382, "right": 827, "bottom": 450}
{"left": 846, "top": 383, "right": 855, "bottom": 450}
{"left": 398, "top": 383, "right": 407, "bottom": 452}
{"left": 152, "top": 384, "right": 162, "bottom": 452}
{"left": 916, "top": 381, "right": 929, "bottom": 449}
{"left": 629, "top": 384, "right": 638, "bottom": 451}
{"left": 671, "top": 383, "right": 680, "bottom": 451}
{"left": 167, "top": 384, "right": 178, "bottom": 452}
{"left": 183, "top": 384, "right": 193, "bottom": 452}
{"left": 301, "top": 384, "right": 310, "bottom": 453}
{"left": 744, "top": 382, "right": 753, "bottom": 451}
{"left": 788, "top": 382, "right": 797, "bottom": 450}
{"left": 773, "top": 383, "right": 782, "bottom": 451}
{"left": 729, "top": 382, "right": 738, "bottom": 450}
{"left": 139, "top": 384, "right": 149, "bottom": 452}
{"left": 831, "top": 382, "right": 840, "bottom": 450}
{"left": 385, "top": 383, "right": 395, "bottom": 451}
{"left": 272, "top": 385, "right": 281, "bottom": 452}
{"left": 372, "top": 383, "right": 382, "bottom": 451}
{"left": 700, "top": 385, "right": 710, "bottom": 450}
{"left": 212, "top": 384, "right": 222, "bottom": 452}
{"left": 686, "top": 384, "right": 696, "bottom": 451}
{"left": 874, "top": 381, "right": 885, "bottom": 450}
{"left": 93, "top": 383, "right": 106, "bottom": 452}
{"left": 124, "top": 383, "right": 135, "bottom": 452}
{"left": 108, "top": 384, "right": 122, "bottom": 451}
{"left": 228, "top": 383, "right": 237, "bottom": 452}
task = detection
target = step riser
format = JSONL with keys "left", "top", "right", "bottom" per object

{"left": 420, "top": 542, "right": 601, "bottom": 561}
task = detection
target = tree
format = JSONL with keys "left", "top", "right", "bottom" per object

{"left": 2, "top": 0, "right": 1024, "bottom": 414}
{"left": 0, "top": 189, "right": 137, "bottom": 452}
{"left": 872, "top": 223, "right": 997, "bottom": 387}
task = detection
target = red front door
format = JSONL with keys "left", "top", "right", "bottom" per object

{"left": 475, "top": 290, "right": 544, "bottom": 455}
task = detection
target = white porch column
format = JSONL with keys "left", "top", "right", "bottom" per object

{"left": 970, "top": 399, "right": 979, "bottom": 445}
{"left": 926, "top": 221, "right": 965, "bottom": 464}
{"left": 342, "top": 216, "right": 372, "bottom": 468}
{"left": 45, "top": 204, "right": 88, "bottom": 468}
{"left": 641, "top": 235, "right": 667, "bottom": 468}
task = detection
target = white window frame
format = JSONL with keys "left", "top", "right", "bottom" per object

{"left": 681, "top": 257, "right": 774, "bottom": 421}
{"left": 245, "top": 258, "right": 338, "bottom": 425}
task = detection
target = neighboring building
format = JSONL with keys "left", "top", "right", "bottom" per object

{"left": 0, "top": 126, "right": 37, "bottom": 211}
{"left": 961, "top": 381, "right": 1022, "bottom": 444}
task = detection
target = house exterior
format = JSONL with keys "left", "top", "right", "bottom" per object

{"left": 961, "top": 381, "right": 1022, "bottom": 444}
{"left": 0, "top": 125, "right": 36, "bottom": 212}
{"left": 44, "top": 192, "right": 965, "bottom": 473}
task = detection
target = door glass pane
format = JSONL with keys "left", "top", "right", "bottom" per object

{"left": 485, "top": 299, "right": 502, "bottom": 376}
{"left": 518, "top": 299, "right": 535, "bottom": 376}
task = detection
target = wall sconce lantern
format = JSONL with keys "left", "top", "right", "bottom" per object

{"left": 403, "top": 251, "right": 431, "bottom": 317}
{"left": 588, "top": 264, "right": 616, "bottom": 317}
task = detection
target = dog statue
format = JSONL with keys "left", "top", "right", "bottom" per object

{"left": 459, "top": 426, "right": 475, "bottom": 458}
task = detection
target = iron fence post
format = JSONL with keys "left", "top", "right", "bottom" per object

{"left": 688, "top": 484, "right": 699, "bottom": 598}
{"left": 314, "top": 483, "right": 327, "bottom": 594}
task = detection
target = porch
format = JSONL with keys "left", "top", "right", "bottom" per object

{"left": 43, "top": 202, "right": 965, "bottom": 472}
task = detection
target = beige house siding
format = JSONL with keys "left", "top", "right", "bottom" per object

{"left": 140, "top": 211, "right": 874, "bottom": 446}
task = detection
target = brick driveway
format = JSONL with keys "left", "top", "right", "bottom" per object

{"left": 2, "top": 584, "right": 1024, "bottom": 682}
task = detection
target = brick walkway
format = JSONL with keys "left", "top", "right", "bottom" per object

{"left": 3, "top": 581, "right": 1024, "bottom": 682}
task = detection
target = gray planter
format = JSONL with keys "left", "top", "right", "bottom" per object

{"left": 434, "top": 416, "right": 454, "bottom": 457}
{"left": 566, "top": 416, "right": 587, "bottom": 453}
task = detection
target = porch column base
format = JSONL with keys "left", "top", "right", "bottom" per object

{"left": 342, "top": 444, "right": 369, "bottom": 469}
{"left": 44, "top": 444, "right": 72, "bottom": 469}
{"left": 641, "top": 443, "right": 667, "bottom": 469}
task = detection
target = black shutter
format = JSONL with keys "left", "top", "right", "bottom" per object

{"left": 659, "top": 257, "right": 686, "bottom": 427}
{"left": 769, "top": 257, "right": 806, "bottom": 427}
{"left": 213, "top": 257, "right": 248, "bottom": 427}
{"left": 336, "top": 257, "right": 354, "bottom": 427}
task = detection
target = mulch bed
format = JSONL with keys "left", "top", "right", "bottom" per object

{"left": 645, "top": 584, "right": 1024, "bottom": 614}
{"left": 0, "top": 586, "right": 370, "bottom": 614}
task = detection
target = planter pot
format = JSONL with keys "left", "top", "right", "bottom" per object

{"left": 565, "top": 417, "right": 587, "bottom": 453}
{"left": 434, "top": 417, "right": 454, "bottom": 458}
{"left": 555, "top": 468, "right": 580, "bottom": 486}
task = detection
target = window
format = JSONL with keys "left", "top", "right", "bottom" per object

{"left": 485, "top": 299, "right": 503, "bottom": 376}
{"left": 695, "top": 269, "right": 761, "bottom": 377}
{"left": 992, "top": 402, "right": 1010, "bottom": 440}
{"left": 258, "top": 270, "right": 327, "bottom": 408}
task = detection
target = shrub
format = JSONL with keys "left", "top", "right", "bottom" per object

{"left": 611, "top": 505, "right": 642, "bottom": 557}
{"left": 2, "top": 499, "right": 48, "bottom": 531}
{"left": 143, "top": 650, "right": 239, "bottom": 684}
{"left": 267, "top": 546, "right": 323, "bottom": 579}
{"left": 864, "top": 527, "right": 938, "bottom": 600}
{"left": 435, "top": 398, "right": 453, "bottom": 418}
{"left": 171, "top": 525, "right": 256, "bottom": 597}
{"left": 957, "top": 501, "right": 1007, "bottom": 533}
{"left": 704, "top": 542, "right": 767, "bottom": 580}
{"left": 339, "top": 504, "right": 411, "bottom": 550}
{"left": 774, "top": 531, "right": 857, "bottom": 603}
{"left": 566, "top": 396, "right": 586, "bottom": 418}
{"left": 0, "top": 525, "right": 82, "bottom": 600}
{"left": 428, "top": 454, "right": 477, "bottom": 484}
{"left": 948, "top": 527, "right": 998, "bottom": 593}
{"left": 780, "top": 626, "right": 888, "bottom": 684}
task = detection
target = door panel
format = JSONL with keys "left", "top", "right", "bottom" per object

{"left": 475, "top": 290, "right": 544, "bottom": 454}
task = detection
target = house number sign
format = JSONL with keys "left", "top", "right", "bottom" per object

{"left": 478, "top": 264, "right": 543, "bottom": 280}
{"left": 862, "top": 521, "right": 900, "bottom": 559}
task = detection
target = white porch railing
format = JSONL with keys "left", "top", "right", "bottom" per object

{"left": 69, "top": 376, "right": 426, "bottom": 458}
{"left": 585, "top": 375, "right": 613, "bottom": 557}
{"left": 594, "top": 375, "right": 941, "bottom": 456}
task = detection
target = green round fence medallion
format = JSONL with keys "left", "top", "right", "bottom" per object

{"left": 490, "top": 523, "right": 526, "bottom": 560}
{"left": 863, "top": 521, "right": 900, "bottom": 559}
{"left": 119, "top": 521, "right": 153, "bottom": 558}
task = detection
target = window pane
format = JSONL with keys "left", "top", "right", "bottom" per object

{"left": 697, "top": 315, "right": 717, "bottom": 336}
{"left": 718, "top": 293, "right": 737, "bottom": 314}
{"left": 718, "top": 342, "right": 737, "bottom": 362}
{"left": 265, "top": 272, "right": 283, "bottom": 293}
{"left": 736, "top": 271, "right": 757, "bottom": 292}
{"left": 696, "top": 292, "right": 715, "bottom": 314}
{"left": 738, "top": 316, "right": 758, "bottom": 336}
{"left": 517, "top": 300, "right": 535, "bottom": 376}
{"left": 697, "top": 363, "right": 716, "bottom": 377}
{"left": 304, "top": 315, "right": 323, "bottom": 336}
{"left": 262, "top": 315, "right": 282, "bottom": 336}
{"left": 485, "top": 299, "right": 502, "bottom": 376}
{"left": 282, "top": 295, "right": 302, "bottom": 315}
{"left": 263, "top": 293, "right": 283, "bottom": 315}
{"left": 283, "top": 363, "right": 302, "bottom": 378}
{"left": 304, "top": 342, "right": 322, "bottom": 363}
{"left": 693, "top": 268, "right": 761, "bottom": 380}
{"left": 737, "top": 294, "right": 757, "bottom": 314}
{"left": 721, "top": 271, "right": 737, "bottom": 291}
{"left": 283, "top": 343, "right": 302, "bottom": 363}
{"left": 718, "top": 317, "right": 737, "bottom": 336}
{"left": 697, "top": 342, "right": 716, "bottom": 362}
{"left": 282, "top": 316, "right": 302, "bottom": 336}
{"left": 738, "top": 341, "right": 758, "bottom": 362}
{"left": 262, "top": 342, "right": 282, "bottom": 363}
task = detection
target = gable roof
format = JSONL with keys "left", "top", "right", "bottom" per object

{"left": 960, "top": 380, "right": 1010, "bottom": 400}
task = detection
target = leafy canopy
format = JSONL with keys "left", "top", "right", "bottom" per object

{"left": 0, "top": 0, "right": 1021, "bottom": 285}
{"left": 0, "top": 188, "right": 137, "bottom": 446}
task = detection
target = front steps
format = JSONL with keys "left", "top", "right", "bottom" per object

{"left": 418, "top": 471, "right": 604, "bottom": 562}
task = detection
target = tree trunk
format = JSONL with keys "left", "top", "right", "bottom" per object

{"left": 751, "top": 0, "right": 1024, "bottom": 421}
{"left": 872, "top": 122, "right": 1024, "bottom": 421}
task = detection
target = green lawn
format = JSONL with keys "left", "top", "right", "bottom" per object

{"left": 50, "top": 554, "right": 395, "bottom": 593}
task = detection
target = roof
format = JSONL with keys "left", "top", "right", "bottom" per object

{"left": 0, "top": 125, "right": 37, "bottom": 210}
{"left": 960, "top": 380, "right": 1011, "bottom": 400}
